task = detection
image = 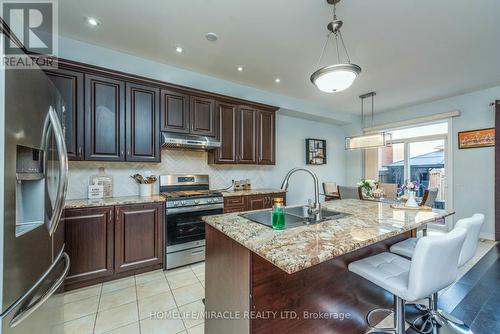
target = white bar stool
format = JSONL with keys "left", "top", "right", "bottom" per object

{"left": 390, "top": 214, "right": 484, "bottom": 333}
{"left": 348, "top": 228, "right": 467, "bottom": 334}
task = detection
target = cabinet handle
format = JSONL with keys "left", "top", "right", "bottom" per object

{"left": 121, "top": 150, "right": 124, "bottom": 156}
{"left": 127, "top": 150, "right": 130, "bottom": 156}
{"left": 78, "top": 146, "right": 82, "bottom": 157}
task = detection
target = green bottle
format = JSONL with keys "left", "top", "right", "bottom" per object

{"left": 272, "top": 198, "right": 285, "bottom": 230}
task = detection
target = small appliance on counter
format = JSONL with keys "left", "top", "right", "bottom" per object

{"left": 160, "top": 174, "right": 223, "bottom": 269}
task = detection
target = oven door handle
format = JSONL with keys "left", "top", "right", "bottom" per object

{"left": 166, "top": 204, "right": 223, "bottom": 214}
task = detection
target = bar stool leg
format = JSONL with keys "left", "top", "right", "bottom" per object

{"left": 410, "top": 293, "right": 474, "bottom": 334}
{"left": 395, "top": 296, "right": 406, "bottom": 334}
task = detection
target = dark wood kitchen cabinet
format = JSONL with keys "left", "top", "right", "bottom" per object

{"left": 64, "top": 207, "right": 114, "bottom": 287}
{"left": 190, "top": 96, "right": 216, "bottom": 136}
{"left": 246, "top": 195, "right": 266, "bottom": 211}
{"left": 85, "top": 74, "right": 126, "bottom": 161}
{"left": 63, "top": 202, "right": 165, "bottom": 291}
{"left": 114, "top": 203, "right": 163, "bottom": 273}
{"left": 210, "top": 102, "right": 238, "bottom": 164}
{"left": 126, "top": 82, "right": 160, "bottom": 162}
{"left": 38, "top": 57, "right": 278, "bottom": 164}
{"left": 223, "top": 192, "right": 286, "bottom": 213}
{"left": 45, "top": 68, "right": 84, "bottom": 160}
{"left": 246, "top": 193, "right": 286, "bottom": 211}
{"left": 257, "top": 110, "right": 275, "bottom": 165}
{"left": 238, "top": 106, "right": 258, "bottom": 164}
{"left": 160, "top": 89, "right": 190, "bottom": 134}
{"left": 223, "top": 195, "right": 247, "bottom": 213}
{"left": 209, "top": 105, "right": 275, "bottom": 165}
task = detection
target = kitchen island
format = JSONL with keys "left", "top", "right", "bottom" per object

{"left": 203, "top": 199, "right": 453, "bottom": 334}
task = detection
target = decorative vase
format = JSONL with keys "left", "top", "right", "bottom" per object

{"left": 405, "top": 191, "right": 419, "bottom": 207}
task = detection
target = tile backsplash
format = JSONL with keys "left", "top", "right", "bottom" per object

{"left": 67, "top": 149, "right": 275, "bottom": 200}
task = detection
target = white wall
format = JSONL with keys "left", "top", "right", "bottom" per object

{"left": 68, "top": 113, "right": 346, "bottom": 206}
{"left": 356, "top": 86, "right": 498, "bottom": 239}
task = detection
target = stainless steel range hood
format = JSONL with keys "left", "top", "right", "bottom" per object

{"left": 161, "top": 132, "right": 221, "bottom": 150}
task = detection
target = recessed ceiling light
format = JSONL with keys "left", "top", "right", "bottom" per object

{"left": 275, "top": 78, "right": 281, "bottom": 83}
{"left": 86, "top": 17, "right": 99, "bottom": 27}
{"left": 205, "top": 32, "right": 218, "bottom": 42}
{"left": 175, "top": 46, "right": 183, "bottom": 53}
{"left": 237, "top": 66, "right": 244, "bottom": 72}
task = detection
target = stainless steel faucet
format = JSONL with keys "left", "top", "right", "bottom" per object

{"left": 281, "top": 167, "right": 321, "bottom": 220}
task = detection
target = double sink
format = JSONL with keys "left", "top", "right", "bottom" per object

{"left": 240, "top": 205, "right": 349, "bottom": 229}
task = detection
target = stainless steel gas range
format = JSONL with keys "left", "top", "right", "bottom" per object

{"left": 160, "top": 174, "right": 223, "bottom": 269}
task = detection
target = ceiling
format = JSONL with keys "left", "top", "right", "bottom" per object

{"left": 58, "top": 0, "right": 500, "bottom": 116}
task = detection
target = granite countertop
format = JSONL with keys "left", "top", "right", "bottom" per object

{"left": 203, "top": 199, "right": 454, "bottom": 274}
{"left": 65, "top": 195, "right": 166, "bottom": 209}
{"left": 221, "top": 188, "right": 286, "bottom": 197}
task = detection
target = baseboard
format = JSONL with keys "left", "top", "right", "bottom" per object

{"left": 479, "top": 232, "right": 495, "bottom": 241}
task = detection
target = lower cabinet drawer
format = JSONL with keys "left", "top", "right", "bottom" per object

{"left": 166, "top": 246, "right": 205, "bottom": 270}
{"left": 224, "top": 196, "right": 246, "bottom": 213}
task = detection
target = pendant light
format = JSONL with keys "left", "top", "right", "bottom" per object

{"left": 345, "top": 92, "right": 391, "bottom": 150}
{"left": 310, "top": 0, "right": 361, "bottom": 93}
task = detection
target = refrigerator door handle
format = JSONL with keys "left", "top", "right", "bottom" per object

{"left": 5, "top": 248, "right": 70, "bottom": 327}
{"left": 42, "top": 106, "right": 69, "bottom": 236}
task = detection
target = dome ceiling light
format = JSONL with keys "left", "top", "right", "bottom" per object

{"left": 310, "top": 0, "right": 361, "bottom": 93}
{"left": 345, "top": 92, "right": 392, "bottom": 150}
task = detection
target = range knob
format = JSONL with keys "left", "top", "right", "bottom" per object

{"left": 194, "top": 200, "right": 200, "bottom": 205}
{"left": 172, "top": 201, "right": 180, "bottom": 207}
{"left": 181, "top": 200, "right": 187, "bottom": 206}
{"left": 206, "top": 198, "right": 213, "bottom": 203}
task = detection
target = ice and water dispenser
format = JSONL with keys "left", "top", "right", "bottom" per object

{"left": 15, "top": 145, "right": 45, "bottom": 236}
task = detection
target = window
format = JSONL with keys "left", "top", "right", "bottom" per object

{"left": 365, "top": 121, "right": 449, "bottom": 211}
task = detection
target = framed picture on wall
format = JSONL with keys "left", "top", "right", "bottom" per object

{"left": 458, "top": 128, "right": 495, "bottom": 149}
{"left": 306, "top": 138, "right": 326, "bottom": 165}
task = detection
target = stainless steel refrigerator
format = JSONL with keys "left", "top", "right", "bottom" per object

{"left": 0, "top": 53, "right": 70, "bottom": 332}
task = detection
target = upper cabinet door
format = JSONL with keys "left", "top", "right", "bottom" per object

{"left": 45, "top": 68, "right": 84, "bottom": 160}
{"left": 213, "top": 102, "right": 238, "bottom": 163}
{"left": 160, "top": 89, "right": 190, "bottom": 133}
{"left": 237, "top": 106, "right": 257, "bottom": 164}
{"left": 126, "top": 82, "right": 160, "bottom": 162}
{"left": 257, "top": 110, "right": 276, "bottom": 165}
{"left": 190, "top": 96, "right": 215, "bottom": 137}
{"left": 84, "top": 74, "right": 126, "bottom": 161}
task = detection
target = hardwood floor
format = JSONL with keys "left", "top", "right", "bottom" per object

{"left": 435, "top": 242, "right": 500, "bottom": 334}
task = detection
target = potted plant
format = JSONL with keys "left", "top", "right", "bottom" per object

{"left": 357, "top": 178, "right": 378, "bottom": 198}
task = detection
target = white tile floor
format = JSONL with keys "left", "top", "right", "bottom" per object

{"left": 58, "top": 263, "right": 205, "bottom": 334}
{"left": 58, "top": 240, "right": 497, "bottom": 334}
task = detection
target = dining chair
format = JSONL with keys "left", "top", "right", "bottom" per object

{"left": 378, "top": 182, "right": 398, "bottom": 198}
{"left": 322, "top": 182, "right": 340, "bottom": 201}
{"left": 420, "top": 188, "right": 438, "bottom": 207}
{"left": 337, "top": 186, "right": 363, "bottom": 200}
